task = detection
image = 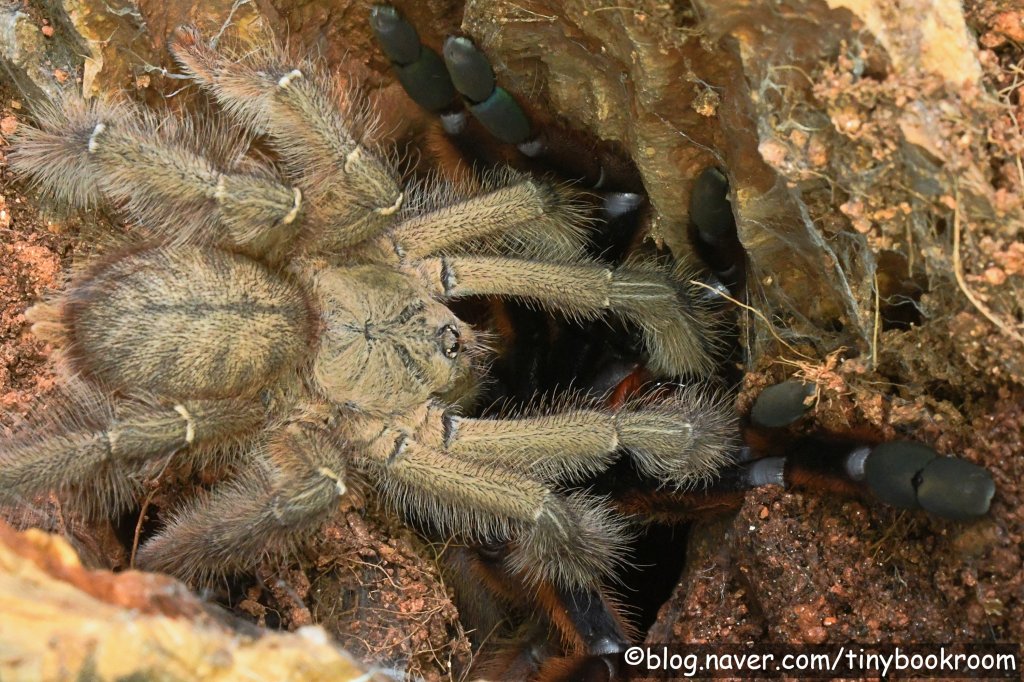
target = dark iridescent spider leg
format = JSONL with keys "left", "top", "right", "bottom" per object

{"left": 686, "top": 168, "right": 993, "bottom": 521}
{"left": 441, "top": 34, "right": 645, "bottom": 197}
{"left": 744, "top": 381, "right": 996, "bottom": 520}
{"left": 721, "top": 438, "right": 994, "bottom": 520}
{"left": 440, "top": 35, "right": 531, "bottom": 149}
{"left": 442, "top": 544, "right": 628, "bottom": 667}
{"left": 688, "top": 166, "right": 746, "bottom": 296}
{"left": 369, "top": 5, "right": 461, "bottom": 131}
{"left": 601, "top": 436, "right": 998, "bottom": 527}
{"left": 371, "top": 5, "right": 644, "bottom": 197}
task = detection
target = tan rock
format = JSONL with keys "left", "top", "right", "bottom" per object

{"left": 0, "top": 521, "right": 375, "bottom": 682}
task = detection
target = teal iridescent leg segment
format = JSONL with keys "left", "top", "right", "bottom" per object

{"left": 370, "top": 5, "right": 537, "bottom": 151}
{"left": 442, "top": 36, "right": 534, "bottom": 150}
{"left": 745, "top": 382, "right": 996, "bottom": 521}
{"left": 370, "top": 4, "right": 646, "bottom": 194}
{"left": 369, "top": 5, "right": 462, "bottom": 131}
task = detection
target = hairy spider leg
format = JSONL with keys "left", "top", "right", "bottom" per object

{"left": 440, "top": 35, "right": 530, "bottom": 147}
{"left": 387, "top": 169, "right": 589, "bottom": 261}
{"left": 172, "top": 27, "right": 590, "bottom": 263}
{"left": 171, "top": 26, "right": 404, "bottom": 250}
{"left": 438, "top": 388, "right": 736, "bottom": 487}
{"left": 9, "top": 98, "right": 305, "bottom": 263}
{"left": 0, "top": 391, "right": 263, "bottom": 518}
{"left": 422, "top": 254, "right": 721, "bottom": 378}
{"left": 442, "top": 32, "right": 646, "bottom": 195}
{"left": 344, "top": 413, "right": 631, "bottom": 591}
{"left": 335, "top": 365, "right": 735, "bottom": 645}
{"left": 616, "top": 437, "right": 996, "bottom": 525}
{"left": 137, "top": 424, "right": 349, "bottom": 581}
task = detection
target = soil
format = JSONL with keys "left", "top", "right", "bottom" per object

{"left": 0, "top": 97, "right": 65, "bottom": 426}
{"left": 1, "top": 1, "right": 1022, "bottom": 680}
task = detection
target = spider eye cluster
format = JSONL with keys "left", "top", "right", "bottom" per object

{"left": 439, "top": 324, "right": 461, "bottom": 358}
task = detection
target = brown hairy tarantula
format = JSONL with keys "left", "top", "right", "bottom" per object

{"left": 1, "top": 24, "right": 735, "bottom": 601}
{"left": 2, "top": 5, "right": 1009, "bottom": 680}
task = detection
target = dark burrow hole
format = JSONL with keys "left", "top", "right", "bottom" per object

{"left": 875, "top": 249, "right": 926, "bottom": 330}
{"left": 618, "top": 518, "right": 691, "bottom": 635}
{"left": 112, "top": 504, "right": 161, "bottom": 565}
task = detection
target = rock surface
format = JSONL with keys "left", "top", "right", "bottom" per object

{"left": 0, "top": 520, "right": 376, "bottom": 682}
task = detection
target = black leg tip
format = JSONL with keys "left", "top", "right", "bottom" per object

{"left": 750, "top": 380, "right": 815, "bottom": 428}
{"left": 369, "top": 5, "right": 421, "bottom": 66}
{"left": 443, "top": 35, "right": 495, "bottom": 103}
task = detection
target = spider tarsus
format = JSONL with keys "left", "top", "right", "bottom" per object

{"left": 602, "top": 192, "right": 645, "bottom": 220}
{"left": 912, "top": 455, "right": 995, "bottom": 520}
{"left": 617, "top": 387, "right": 738, "bottom": 487}
{"left": 549, "top": 584, "right": 629, "bottom": 655}
{"left": 369, "top": 5, "right": 419, "bottom": 65}
{"left": 442, "top": 36, "right": 495, "bottom": 104}
{"left": 861, "top": 441, "right": 994, "bottom": 520}
{"left": 748, "top": 378, "right": 815, "bottom": 428}
{"left": 508, "top": 492, "right": 631, "bottom": 591}
{"left": 139, "top": 424, "right": 348, "bottom": 580}
{"left": 23, "top": 302, "right": 66, "bottom": 345}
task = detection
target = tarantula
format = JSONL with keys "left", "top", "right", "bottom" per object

{"left": 2, "top": 23, "right": 735, "bottom": 604}
{"left": 1, "top": 5, "right": 1001, "bottom": 679}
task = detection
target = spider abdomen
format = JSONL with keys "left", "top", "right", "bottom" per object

{"left": 57, "top": 245, "right": 316, "bottom": 399}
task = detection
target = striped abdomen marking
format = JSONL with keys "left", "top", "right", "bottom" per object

{"left": 65, "top": 245, "right": 316, "bottom": 399}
